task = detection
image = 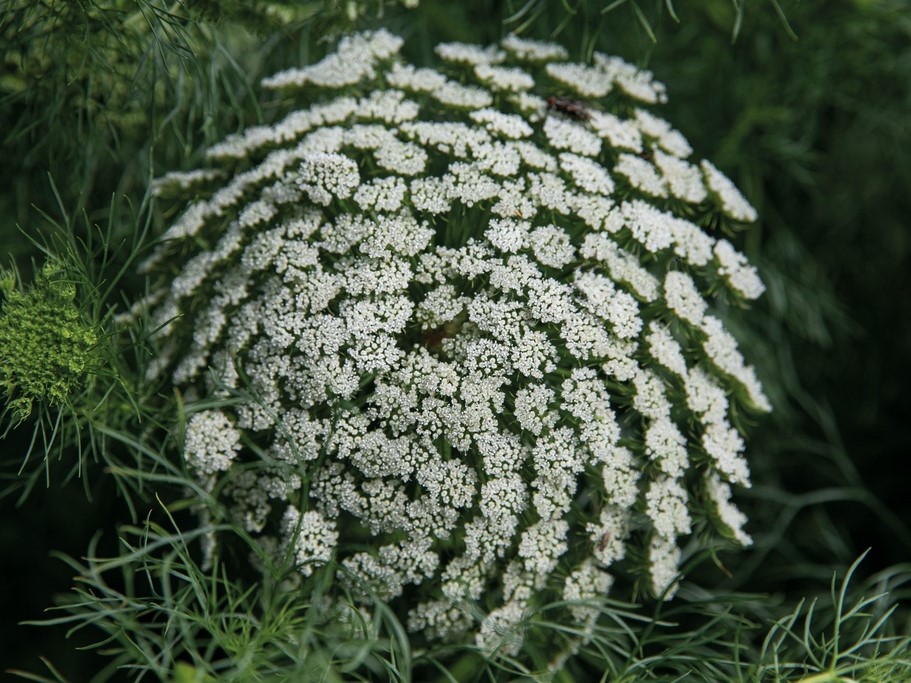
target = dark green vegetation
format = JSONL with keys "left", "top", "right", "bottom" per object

{"left": 1, "top": 0, "right": 909, "bottom": 680}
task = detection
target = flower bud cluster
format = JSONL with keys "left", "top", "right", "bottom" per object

{"left": 147, "top": 30, "right": 769, "bottom": 651}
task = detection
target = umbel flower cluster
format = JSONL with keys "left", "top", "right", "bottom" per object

{"left": 145, "top": 30, "right": 770, "bottom": 653}
{"left": 0, "top": 262, "right": 99, "bottom": 424}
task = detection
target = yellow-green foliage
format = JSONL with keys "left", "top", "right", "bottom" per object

{"left": 0, "top": 262, "right": 99, "bottom": 424}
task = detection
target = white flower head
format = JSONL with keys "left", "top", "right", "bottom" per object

{"left": 148, "top": 29, "right": 769, "bottom": 653}
{"left": 701, "top": 159, "right": 758, "bottom": 222}
{"left": 563, "top": 559, "right": 613, "bottom": 623}
{"left": 546, "top": 62, "right": 613, "bottom": 98}
{"left": 474, "top": 64, "right": 535, "bottom": 92}
{"left": 184, "top": 410, "right": 242, "bottom": 476}
{"left": 297, "top": 153, "right": 360, "bottom": 205}
{"left": 262, "top": 29, "right": 403, "bottom": 90}
{"left": 502, "top": 34, "right": 569, "bottom": 62}
{"left": 435, "top": 42, "right": 505, "bottom": 65}
{"left": 470, "top": 108, "right": 533, "bottom": 139}
{"left": 706, "top": 473, "right": 753, "bottom": 546}
{"left": 615, "top": 153, "right": 668, "bottom": 198}
{"left": 649, "top": 534, "right": 682, "bottom": 598}
{"left": 714, "top": 239, "right": 766, "bottom": 299}
{"left": 543, "top": 116, "right": 602, "bottom": 156}
{"left": 283, "top": 507, "right": 339, "bottom": 577}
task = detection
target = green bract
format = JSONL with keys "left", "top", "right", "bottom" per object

{"left": 0, "top": 261, "right": 98, "bottom": 424}
{"left": 146, "top": 30, "right": 769, "bottom": 659}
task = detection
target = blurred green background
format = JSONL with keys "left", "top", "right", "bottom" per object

{"left": 1, "top": 0, "right": 909, "bottom": 678}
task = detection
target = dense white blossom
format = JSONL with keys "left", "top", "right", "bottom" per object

{"left": 543, "top": 117, "right": 601, "bottom": 156}
{"left": 646, "top": 322, "right": 688, "bottom": 378}
{"left": 665, "top": 270, "right": 708, "bottom": 325}
{"left": 615, "top": 153, "right": 668, "bottom": 198}
{"left": 581, "top": 234, "right": 661, "bottom": 301}
{"left": 263, "top": 29, "right": 403, "bottom": 90}
{"left": 474, "top": 64, "right": 535, "bottom": 92}
{"left": 649, "top": 534, "right": 682, "bottom": 598}
{"left": 151, "top": 168, "right": 221, "bottom": 196}
{"left": 184, "top": 410, "right": 242, "bottom": 476}
{"left": 501, "top": 34, "right": 568, "bottom": 62}
{"left": 156, "top": 30, "right": 769, "bottom": 655}
{"left": 705, "top": 473, "right": 753, "bottom": 546}
{"left": 283, "top": 508, "right": 339, "bottom": 577}
{"left": 646, "top": 475, "right": 692, "bottom": 539}
{"left": 529, "top": 225, "right": 575, "bottom": 268}
{"left": 595, "top": 54, "right": 667, "bottom": 104}
{"left": 560, "top": 152, "right": 615, "bottom": 195}
{"left": 545, "top": 62, "right": 613, "bottom": 98}
{"left": 435, "top": 42, "right": 505, "bottom": 65}
{"left": 563, "top": 560, "right": 613, "bottom": 624}
{"left": 654, "top": 150, "right": 708, "bottom": 204}
{"left": 635, "top": 109, "right": 691, "bottom": 157}
{"left": 477, "top": 599, "right": 526, "bottom": 656}
{"left": 297, "top": 153, "right": 360, "bottom": 205}
{"left": 714, "top": 239, "right": 766, "bottom": 299}
{"left": 589, "top": 111, "right": 643, "bottom": 152}
{"left": 470, "top": 108, "right": 533, "bottom": 139}
{"left": 701, "top": 159, "right": 758, "bottom": 222}
{"left": 510, "top": 91, "right": 549, "bottom": 120}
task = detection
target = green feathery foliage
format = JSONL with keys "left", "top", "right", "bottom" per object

{"left": 19, "top": 509, "right": 416, "bottom": 682}
{"left": 16, "top": 506, "right": 910, "bottom": 682}
{"left": 0, "top": 197, "right": 167, "bottom": 508}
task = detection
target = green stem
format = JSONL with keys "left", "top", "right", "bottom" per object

{"left": 793, "top": 671, "right": 856, "bottom": 683}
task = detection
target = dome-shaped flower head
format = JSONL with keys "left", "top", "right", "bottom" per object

{"left": 145, "top": 29, "right": 770, "bottom": 654}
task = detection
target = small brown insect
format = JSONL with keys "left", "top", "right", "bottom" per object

{"left": 598, "top": 530, "right": 612, "bottom": 551}
{"left": 420, "top": 319, "right": 462, "bottom": 352}
{"left": 546, "top": 96, "right": 592, "bottom": 122}
{"left": 421, "top": 326, "right": 448, "bottom": 351}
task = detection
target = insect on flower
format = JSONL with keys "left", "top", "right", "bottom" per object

{"left": 420, "top": 318, "right": 463, "bottom": 353}
{"left": 546, "top": 96, "right": 592, "bottom": 121}
{"left": 154, "top": 29, "right": 768, "bottom": 654}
